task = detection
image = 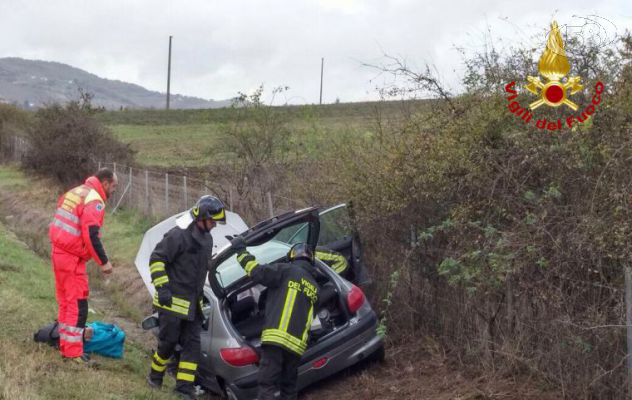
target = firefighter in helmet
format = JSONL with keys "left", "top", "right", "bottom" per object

{"left": 232, "top": 238, "right": 320, "bottom": 400}
{"left": 147, "top": 195, "right": 226, "bottom": 399}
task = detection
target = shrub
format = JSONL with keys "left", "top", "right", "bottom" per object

{"left": 23, "top": 95, "right": 134, "bottom": 185}
{"left": 324, "top": 31, "right": 632, "bottom": 398}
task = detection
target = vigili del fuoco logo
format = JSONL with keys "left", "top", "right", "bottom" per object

{"left": 504, "top": 21, "right": 604, "bottom": 131}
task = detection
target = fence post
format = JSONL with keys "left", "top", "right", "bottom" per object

{"left": 183, "top": 176, "right": 188, "bottom": 209}
{"left": 128, "top": 166, "right": 133, "bottom": 206}
{"left": 266, "top": 191, "right": 274, "bottom": 218}
{"left": 204, "top": 179, "right": 209, "bottom": 195}
{"left": 165, "top": 173, "right": 169, "bottom": 214}
{"left": 145, "top": 170, "right": 149, "bottom": 214}
{"left": 229, "top": 187, "right": 233, "bottom": 211}
{"left": 98, "top": 161, "right": 101, "bottom": 170}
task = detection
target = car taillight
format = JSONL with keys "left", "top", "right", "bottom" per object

{"left": 347, "top": 284, "right": 365, "bottom": 314}
{"left": 220, "top": 347, "right": 259, "bottom": 367}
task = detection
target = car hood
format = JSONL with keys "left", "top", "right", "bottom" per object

{"left": 135, "top": 210, "right": 249, "bottom": 296}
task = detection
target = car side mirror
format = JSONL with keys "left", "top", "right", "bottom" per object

{"left": 141, "top": 315, "right": 159, "bottom": 330}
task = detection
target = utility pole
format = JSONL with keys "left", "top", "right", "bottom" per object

{"left": 319, "top": 57, "right": 324, "bottom": 105}
{"left": 166, "top": 35, "right": 173, "bottom": 110}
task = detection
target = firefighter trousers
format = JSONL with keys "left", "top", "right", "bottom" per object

{"left": 258, "top": 344, "right": 301, "bottom": 400}
{"left": 52, "top": 248, "right": 89, "bottom": 358}
{"left": 149, "top": 311, "right": 202, "bottom": 394}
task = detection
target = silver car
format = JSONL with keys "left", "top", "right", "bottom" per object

{"left": 136, "top": 204, "right": 384, "bottom": 400}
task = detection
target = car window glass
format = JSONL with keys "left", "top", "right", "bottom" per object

{"left": 215, "top": 220, "right": 308, "bottom": 289}
{"left": 317, "top": 206, "right": 352, "bottom": 246}
{"left": 274, "top": 222, "right": 308, "bottom": 245}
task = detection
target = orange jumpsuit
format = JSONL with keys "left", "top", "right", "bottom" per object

{"left": 48, "top": 176, "right": 109, "bottom": 358}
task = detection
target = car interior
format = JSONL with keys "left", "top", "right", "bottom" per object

{"left": 225, "top": 260, "right": 348, "bottom": 349}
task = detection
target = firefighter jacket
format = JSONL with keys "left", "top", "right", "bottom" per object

{"left": 315, "top": 247, "right": 348, "bottom": 275}
{"left": 237, "top": 251, "right": 320, "bottom": 356}
{"left": 49, "top": 176, "right": 109, "bottom": 266}
{"left": 149, "top": 223, "right": 212, "bottom": 321}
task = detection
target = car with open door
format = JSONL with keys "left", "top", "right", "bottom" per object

{"left": 136, "top": 204, "right": 383, "bottom": 400}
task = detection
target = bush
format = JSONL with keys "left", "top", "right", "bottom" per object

{"left": 23, "top": 96, "right": 134, "bottom": 185}
{"left": 0, "top": 104, "right": 31, "bottom": 160}
{"left": 324, "top": 31, "right": 632, "bottom": 398}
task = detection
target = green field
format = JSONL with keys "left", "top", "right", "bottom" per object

{"left": 98, "top": 101, "right": 424, "bottom": 167}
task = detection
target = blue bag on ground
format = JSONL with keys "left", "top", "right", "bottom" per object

{"left": 84, "top": 321, "right": 126, "bottom": 358}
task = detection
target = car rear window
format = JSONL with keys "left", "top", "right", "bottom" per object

{"left": 215, "top": 240, "right": 291, "bottom": 288}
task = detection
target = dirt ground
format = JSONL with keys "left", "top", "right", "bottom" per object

{"left": 0, "top": 171, "right": 560, "bottom": 400}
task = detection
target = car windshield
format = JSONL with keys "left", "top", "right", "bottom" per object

{"left": 215, "top": 239, "right": 291, "bottom": 288}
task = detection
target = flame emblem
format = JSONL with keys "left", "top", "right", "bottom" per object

{"left": 525, "top": 21, "right": 583, "bottom": 110}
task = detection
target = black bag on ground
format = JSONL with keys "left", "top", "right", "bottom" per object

{"left": 33, "top": 321, "right": 60, "bottom": 348}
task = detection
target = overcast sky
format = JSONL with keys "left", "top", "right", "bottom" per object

{"left": 1, "top": 0, "right": 630, "bottom": 104}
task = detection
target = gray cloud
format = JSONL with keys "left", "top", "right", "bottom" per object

{"left": 1, "top": 0, "right": 629, "bottom": 104}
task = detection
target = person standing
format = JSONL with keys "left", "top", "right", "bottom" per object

{"left": 147, "top": 195, "right": 226, "bottom": 400}
{"left": 233, "top": 240, "right": 320, "bottom": 400}
{"left": 48, "top": 168, "right": 118, "bottom": 363}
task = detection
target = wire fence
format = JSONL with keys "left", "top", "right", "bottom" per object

{"left": 96, "top": 161, "right": 307, "bottom": 224}
{"left": 0, "top": 135, "right": 307, "bottom": 224}
{"left": 0, "top": 135, "right": 29, "bottom": 164}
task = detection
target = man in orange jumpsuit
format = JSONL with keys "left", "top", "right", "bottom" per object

{"left": 48, "top": 168, "right": 118, "bottom": 362}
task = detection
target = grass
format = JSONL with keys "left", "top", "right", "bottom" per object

{"left": 0, "top": 165, "right": 29, "bottom": 190}
{"left": 0, "top": 165, "right": 156, "bottom": 325}
{"left": 99, "top": 101, "right": 415, "bottom": 167}
{"left": 0, "top": 221, "right": 179, "bottom": 400}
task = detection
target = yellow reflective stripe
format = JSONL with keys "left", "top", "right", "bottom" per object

{"left": 316, "top": 251, "right": 348, "bottom": 273}
{"left": 65, "top": 192, "right": 81, "bottom": 204}
{"left": 150, "top": 262, "right": 166, "bottom": 274}
{"left": 150, "top": 265, "right": 166, "bottom": 274}
{"left": 244, "top": 260, "right": 258, "bottom": 275}
{"left": 211, "top": 209, "right": 225, "bottom": 221}
{"left": 179, "top": 361, "right": 197, "bottom": 371}
{"left": 153, "top": 352, "right": 169, "bottom": 365}
{"left": 151, "top": 361, "right": 167, "bottom": 372}
{"left": 302, "top": 304, "right": 314, "bottom": 342}
{"left": 152, "top": 293, "right": 190, "bottom": 315}
{"left": 261, "top": 329, "right": 307, "bottom": 354}
{"left": 153, "top": 276, "right": 169, "bottom": 287}
{"left": 84, "top": 189, "right": 104, "bottom": 205}
{"left": 176, "top": 372, "right": 195, "bottom": 382}
{"left": 278, "top": 288, "right": 298, "bottom": 332}
{"left": 237, "top": 253, "right": 248, "bottom": 263}
{"left": 171, "top": 297, "right": 190, "bottom": 308}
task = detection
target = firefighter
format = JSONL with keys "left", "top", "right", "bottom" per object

{"left": 232, "top": 239, "right": 320, "bottom": 400}
{"left": 48, "top": 168, "right": 117, "bottom": 363}
{"left": 147, "top": 195, "right": 226, "bottom": 400}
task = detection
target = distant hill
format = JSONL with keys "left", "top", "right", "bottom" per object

{"left": 0, "top": 57, "right": 231, "bottom": 110}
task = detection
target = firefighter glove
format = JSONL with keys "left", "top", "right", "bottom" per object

{"left": 157, "top": 286, "right": 172, "bottom": 307}
{"left": 230, "top": 235, "right": 247, "bottom": 252}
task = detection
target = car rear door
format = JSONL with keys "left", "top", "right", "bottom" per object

{"left": 314, "top": 204, "right": 370, "bottom": 286}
